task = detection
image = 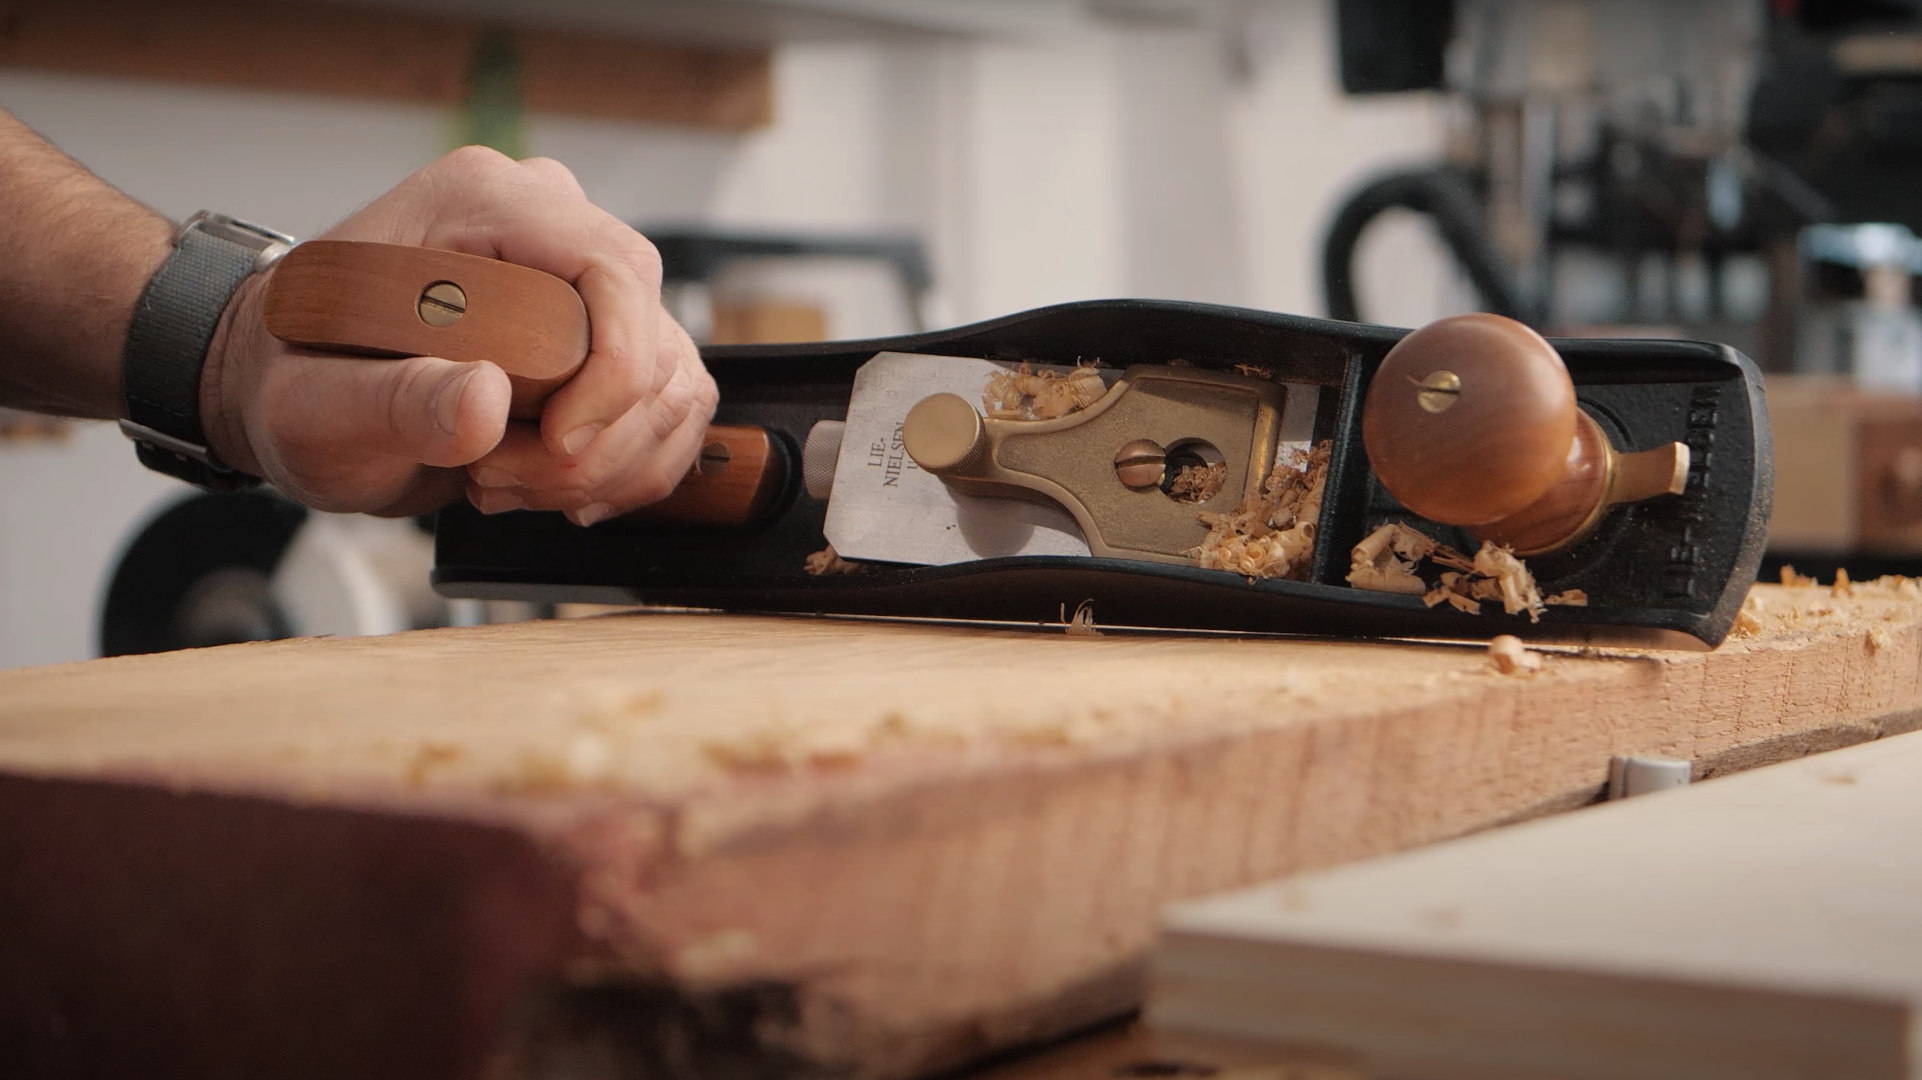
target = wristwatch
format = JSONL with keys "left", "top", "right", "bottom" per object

{"left": 120, "top": 210, "right": 295, "bottom": 491}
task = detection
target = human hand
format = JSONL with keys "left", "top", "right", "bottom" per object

{"left": 200, "top": 145, "right": 717, "bottom": 521}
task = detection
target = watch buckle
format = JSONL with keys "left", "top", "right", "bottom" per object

{"left": 118, "top": 418, "right": 217, "bottom": 466}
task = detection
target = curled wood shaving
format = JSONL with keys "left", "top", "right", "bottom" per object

{"left": 1473, "top": 543, "right": 1547, "bottom": 621}
{"left": 804, "top": 543, "right": 863, "bottom": 576}
{"left": 1347, "top": 522, "right": 1438, "bottom": 596}
{"left": 1063, "top": 599, "right": 1102, "bottom": 637}
{"left": 1779, "top": 565, "right": 1817, "bottom": 588}
{"left": 982, "top": 363, "right": 1105, "bottom": 420}
{"left": 1425, "top": 572, "right": 1483, "bottom": 613}
{"left": 1544, "top": 589, "right": 1588, "bottom": 606}
{"left": 1190, "top": 441, "right": 1331, "bottom": 579}
{"left": 1341, "top": 520, "right": 1565, "bottom": 619}
{"left": 1167, "top": 461, "right": 1227, "bottom": 503}
{"left": 1486, "top": 634, "right": 1542, "bottom": 675}
{"left": 1325, "top": 524, "right": 1553, "bottom": 623}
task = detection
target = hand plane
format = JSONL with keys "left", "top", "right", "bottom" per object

{"left": 265, "top": 241, "right": 1771, "bottom": 646}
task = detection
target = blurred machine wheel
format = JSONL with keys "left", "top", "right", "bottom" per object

{"left": 100, "top": 491, "right": 307, "bottom": 656}
{"left": 100, "top": 492, "right": 447, "bottom": 657}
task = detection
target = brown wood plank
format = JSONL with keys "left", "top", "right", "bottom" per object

{"left": 517, "top": 26, "right": 773, "bottom": 130}
{"left": 0, "top": 0, "right": 772, "bottom": 131}
{"left": 1, "top": 582, "right": 1919, "bottom": 1078}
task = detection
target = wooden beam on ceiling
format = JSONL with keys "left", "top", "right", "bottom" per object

{"left": 0, "top": 0, "right": 773, "bottom": 131}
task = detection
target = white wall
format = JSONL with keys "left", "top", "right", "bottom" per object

{"left": 0, "top": 4, "right": 1453, "bottom": 669}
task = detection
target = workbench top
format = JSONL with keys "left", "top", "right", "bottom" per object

{"left": 3, "top": 582, "right": 1918, "bottom": 1080}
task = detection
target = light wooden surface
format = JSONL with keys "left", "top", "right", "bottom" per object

{"left": 1154, "top": 727, "right": 1922, "bottom": 1080}
{"left": 3, "top": 581, "right": 1921, "bottom": 1079}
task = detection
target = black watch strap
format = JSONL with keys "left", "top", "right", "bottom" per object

{"left": 120, "top": 211, "right": 293, "bottom": 491}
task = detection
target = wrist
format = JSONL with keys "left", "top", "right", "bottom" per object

{"left": 198, "top": 268, "right": 269, "bottom": 479}
{"left": 119, "top": 212, "right": 291, "bottom": 490}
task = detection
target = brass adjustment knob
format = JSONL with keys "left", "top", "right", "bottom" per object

{"left": 903, "top": 393, "right": 988, "bottom": 472}
{"left": 1361, "top": 313, "right": 1690, "bottom": 555}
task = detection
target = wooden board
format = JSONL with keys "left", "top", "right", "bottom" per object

{"left": 0, "top": 1, "right": 773, "bottom": 131}
{"left": 3, "top": 581, "right": 1922, "bottom": 1079}
{"left": 1152, "top": 727, "right": 1922, "bottom": 1080}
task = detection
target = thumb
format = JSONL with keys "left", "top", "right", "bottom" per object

{"left": 329, "top": 354, "right": 512, "bottom": 468}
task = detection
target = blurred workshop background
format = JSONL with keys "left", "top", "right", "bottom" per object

{"left": 0, "top": 0, "right": 1914, "bottom": 667}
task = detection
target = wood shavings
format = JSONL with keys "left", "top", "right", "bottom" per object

{"left": 1347, "top": 522, "right": 1437, "bottom": 596}
{"left": 1344, "top": 521, "right": 1552, "bottom": 623}
{"left": 1779, "top": 565, "right": 1817, "bottom": 588}
{"left": 1731, "top": 591, "right": 1767, "bottom": 637}
{"left": 1233, "top": 363, "right": 1275, "bottom": 379}
{"left": 1833, "top": 567, "right": 1853, "bottom": 598}
{"left": 403, "top": 741, "right": 463, "bottom": 788}
{"left": 1858, "top": 574, "right": 1922, "bottom": 600}
{"left": 1167, "top": 461, "right": 1227, "bottom": 503}
{"left": 1544, "top": 589, "right": 1588, "bottom": 606}
{"left": 1190, "top": 441, "right": 1331, "bottom": 579}
{"left": 1869, "top": 626, "right": 1890, "bottom": 653}
{"left": 1486, "top": 635, "right": 1542, "bottom": 675}
{"left": 1063, "top": 600, "right": 1103, "bottom": 637}
{"left": 1472, "top": 542, "right": 1547, "bottom": 621}
{"left": 804, "top": 544, "right": 863, "bottom": 576}
{"left": 982, "top": 363, "right": 1105, "bottom": 420}
{"left": 494, "top": 734, "right": 613, "bottom": 795}
{"left": 1425, "top": 573, "right": 1482, "bottom": 613}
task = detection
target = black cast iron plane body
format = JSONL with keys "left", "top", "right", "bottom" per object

{"left": 433, "top": 300, "right": 1771, "bottom": 646}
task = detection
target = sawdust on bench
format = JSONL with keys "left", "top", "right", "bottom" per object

{"left": 1190, "top": 441, "right": 1331, "bottom": 580}
{"left": 1733, "top": 568, "right": 1922, "bottom": 638}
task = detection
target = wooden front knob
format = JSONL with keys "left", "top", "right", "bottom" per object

{"left": 1362, "top": 313, "right": 1578, "bottom": 528}
{"left": 1362, "top": 313, "right": 1690, "bottom": 555}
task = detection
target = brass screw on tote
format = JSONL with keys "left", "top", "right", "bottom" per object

{"left": 417, "top": 281, "right": 467, "bottom": 327}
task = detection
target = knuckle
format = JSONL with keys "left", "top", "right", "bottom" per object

{"left": 438, "top": 144, "right": 513, "bottom": 179}
{"left": 654, "top": 364, "right": 717, "bottom": 424}
{"left": 625, "top": 236, "right": 663, "bottom": 286}
{"left": 595, "top": 340, "right": 654, "bottom": 402}
{"left": 628, "top": 467, "right": 679, "bottom": 507}
{"left": 384, "top": 356, "right": 442, "bottom": 438}
{"left": 517, "top": 155, "right": 581, "bottom": 191}
{"left": 690, "top": 370, "right": 720, "bottom": 420}
{"left": 568, "top": 454, "right": 615, "bottom": 495}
